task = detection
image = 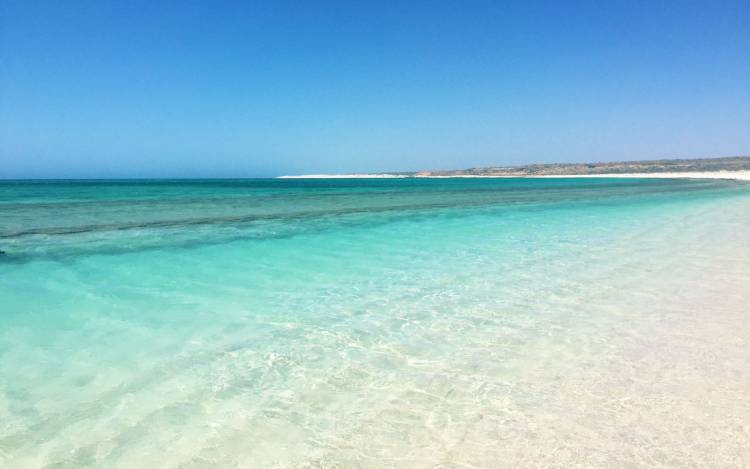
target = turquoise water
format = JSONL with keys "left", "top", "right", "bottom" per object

{"left": 1, "top": 178, "right": 749, "bottom": 467}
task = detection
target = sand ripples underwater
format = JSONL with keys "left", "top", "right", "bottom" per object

{"left": 1, "top": 178, "right": 749, "bottom": 467}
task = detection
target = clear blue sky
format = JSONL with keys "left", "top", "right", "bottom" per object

{"left": 1, "top": 0, "right": 749, "bottom": 178}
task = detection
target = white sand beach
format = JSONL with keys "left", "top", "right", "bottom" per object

{"left": 279, "top": 170, "right": 750, "bottom": 181}
{"left": 277, "top": 174, "right": 409, "bottom": 179}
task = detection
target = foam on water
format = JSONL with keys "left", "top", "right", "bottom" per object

{"left": 1, "top": 178, "right": 749, "bottom": 467}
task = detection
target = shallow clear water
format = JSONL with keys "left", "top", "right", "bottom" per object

{"left": 1, "top": 178, "right": 749, "bottom": 467}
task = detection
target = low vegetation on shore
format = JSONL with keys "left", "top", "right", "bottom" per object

{"left": 415, "top": 156, "right": 750, "bottom": 177}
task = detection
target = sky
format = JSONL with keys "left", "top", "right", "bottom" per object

{"left": 1, "top": 1, "right": 749, "bottom": 178}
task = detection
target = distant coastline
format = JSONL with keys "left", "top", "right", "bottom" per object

{"left": 278, "top": 156, "right": 750, "bottom": 180}
{"left": 277, "top": 174, "right": 409, "bottom": 179}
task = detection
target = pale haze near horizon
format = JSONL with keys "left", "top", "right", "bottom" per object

{"left": 1, "top": 1, "right": 749, "bottom": 178}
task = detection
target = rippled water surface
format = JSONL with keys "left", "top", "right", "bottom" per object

{"left": 1, "top": 178, "right": 749, "bottom": 467}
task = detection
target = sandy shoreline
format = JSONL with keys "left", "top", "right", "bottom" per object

{"left": 277, "top": 174, "right": 410, "bottom": 179}
{"left": 278, "top": 170, "right": 750, "bottom": 181}
{"left": 532, "top": 170, "right": 750, "bottom": 181}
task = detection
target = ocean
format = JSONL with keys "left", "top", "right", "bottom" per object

{"left": 1, "top": 177, "right": 749, "bottom": 467}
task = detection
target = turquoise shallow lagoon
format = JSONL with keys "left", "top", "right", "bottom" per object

{"left": 1, "top": 178, "right": 749, "bottom": 467}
